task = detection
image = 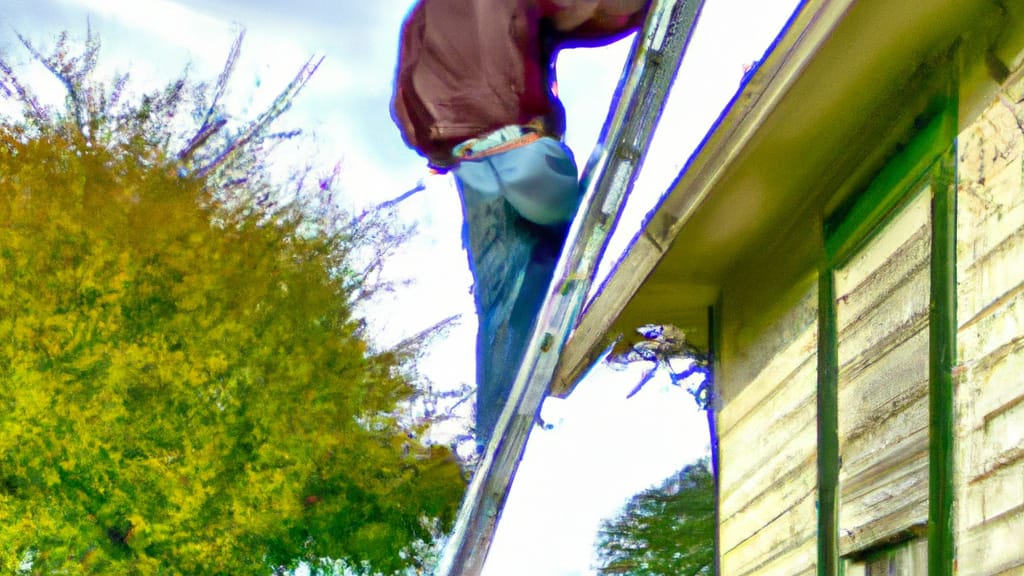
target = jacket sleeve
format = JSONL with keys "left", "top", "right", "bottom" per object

{"left": 390, "top": 3, "right": 456, "bottom": 170}
{"left": 392, "top": 81, "right": 455, "bottom": 170}
{"left": 546, "top": 0, "right": 651, "bottom": 48}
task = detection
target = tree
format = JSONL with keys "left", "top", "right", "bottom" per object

{"left": 0, "top": 30, "right": 464, "bottom": 575}
{"left": 594, "top": 459, "right": 715, "bottom": 576}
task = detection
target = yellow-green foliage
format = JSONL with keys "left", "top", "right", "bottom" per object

{"left": 0, "top": 53, "right": 463, "bottom": 575}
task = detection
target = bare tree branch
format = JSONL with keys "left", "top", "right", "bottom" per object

{"left": 194, "top": 53, "right": 323, "bottom": 179}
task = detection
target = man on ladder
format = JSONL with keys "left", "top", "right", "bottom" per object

{"left": 391, "top": 0, "right": 651, "bottom": 451}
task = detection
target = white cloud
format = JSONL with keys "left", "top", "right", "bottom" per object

{"left": 63, "top": 0, "right": 225, "bottom": 45}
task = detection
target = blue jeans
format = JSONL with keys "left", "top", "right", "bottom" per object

{"left": 452, "top": 137, "right": 581, "bottom": 450}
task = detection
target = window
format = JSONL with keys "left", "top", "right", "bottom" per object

{"left": 844, "top": 538, "right": 927, "bottom": 576}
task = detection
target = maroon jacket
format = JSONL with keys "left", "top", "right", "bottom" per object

{"left": 391, "top": 0, "right": 648, "bottom": 168}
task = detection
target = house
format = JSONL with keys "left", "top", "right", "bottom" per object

{"left": 550, "top": 0, "right": 1024, "bottom": 573}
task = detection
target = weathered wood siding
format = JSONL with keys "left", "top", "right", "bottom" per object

{"left": 955, "top": 85, "right": 1024, "bottom": 575}
{"left": 834, "top": 189, "right": 932, "bottom": 555}
{"left": 718, "top": 285, "right": 818, "bottom": 576}
{"left": 712, "top": 50, "right": 1024, "bottom": 576}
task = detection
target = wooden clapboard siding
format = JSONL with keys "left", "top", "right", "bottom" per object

{"left": 718, "top": 280, "right": 820, "bottom": 409}
{"left": 835, "top": 189, "right": 932, "bottom": 555}
{"left": 961, "top": 463, "right": 1024, "bottom": 541}
{"left": 726, "top": 526, "right": 819, "bottom": 576}
{"left": 718, "top": 284, "right": 818, "bottom": 576}
{"left": 720, "top": 482, "right": 818, "bottom": 575}
{"left": 957, "top": 508, "right": 1024, "bottom": 576}
{"left": 955, "top": 89, "right": 1024, "bottom": 575}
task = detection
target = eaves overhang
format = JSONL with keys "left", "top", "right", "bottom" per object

{"left": 552, "top": 0, "right": 1024, "bottom": 396}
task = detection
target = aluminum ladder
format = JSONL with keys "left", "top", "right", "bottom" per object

{"left": 436, "top": 1, "right": 706, "bottom": 572}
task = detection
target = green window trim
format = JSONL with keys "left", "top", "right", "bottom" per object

{"left": 708, "top": 303, "right": 722, "bottom": 576}
{"left": 818, "top": 94, "right": 958, "bottom": 576}
{"left": 928, "top": 118, "right": 957, "bottom": 576}
{"left": 817, "top": 267, "right": 840, "bottom": 576}
{"left": 825, "top": 108, "right": 953, "bottom": 269}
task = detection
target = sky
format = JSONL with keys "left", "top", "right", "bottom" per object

{"left": 0, "top": 0, "right": 799, "bottom": 573}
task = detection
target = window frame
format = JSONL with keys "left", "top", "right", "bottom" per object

{"left": 816, "top": 95, "right": 958, "bottom": 576}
